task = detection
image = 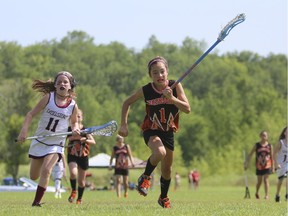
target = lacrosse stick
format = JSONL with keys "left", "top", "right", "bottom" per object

{"left": 170, "top": 13, "right": 246, "bottom": 90}
{"left": 243, "top": 150, "right": 251, "bottom": 199}
{"left": 15, "top": 120, "right": 118, "bottom": 141}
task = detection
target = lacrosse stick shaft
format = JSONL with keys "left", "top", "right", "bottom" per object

{"left": 243, "top": 150, "right": 249, "bottom": 187}
{"left": 171, "top": 13, "right": 245, "bottom": 90}
{"left": 15, "top": 120, "right": 117, "bottom": 142}
{"left": 171, "top": 40, "right": 221, "bottom": 89}
{"left": 26, "top": 131, "right": 73, "bottom": 140}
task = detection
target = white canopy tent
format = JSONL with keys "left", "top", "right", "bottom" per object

{"left": 88, "top": 153, "right": 146, "bottom": 169}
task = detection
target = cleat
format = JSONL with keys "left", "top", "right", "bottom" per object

{"left": 275, "top": 195, "right": 280, "bottom": 202}
{"left": 137, "top": 174, "right": 151, "bottom": 196}
{"left": 68, "top": 190, "right": 77, "bottom": 203}
{"left": 124, "top": 192, "right": 128, "bottom": 198}
{"left": 76, "top": 199, "right": 82, "bottom": 204}
{"left": 158, "top": 196, "right": 171, "bottom": 208}
{"left": 32, "top": 202, "right": 43, "bottom": 207}
{"left": 255, "top": 193, "right": 259, "bottom": 199}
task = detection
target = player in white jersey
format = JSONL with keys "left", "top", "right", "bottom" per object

{"left": 52, "top": 158, "right": 66, "bottom": 198}
{"left": 274, "top": 126, "right": 288, "bottom": 202}
{"left": 17, "top": 71, "right": 80, "bottom": 207}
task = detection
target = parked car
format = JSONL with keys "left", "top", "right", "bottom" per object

{"left": 0, "top": 177, "right": 66, "bottom": 192}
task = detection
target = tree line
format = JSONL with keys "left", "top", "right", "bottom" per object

{"left": 0, "top": 31, "right": 286, "bottom": 180}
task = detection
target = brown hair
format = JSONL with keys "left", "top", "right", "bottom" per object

{"left": 32, "top": 71, "right": 76, "bottom": 98}
{"left": 147, "top": 56, "right": 168, "bottom": 75}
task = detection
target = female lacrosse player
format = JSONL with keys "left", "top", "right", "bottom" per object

{"left": 118, "top": 56, "right": 191, "bottom": 208}
{"left": 109, "top": 134, "right": 135, "bottom": 198}
{"left": 244, "top": 130, "right": 274, "bottom": 200}
{"left": 274, "top": 126, "right": 288, "bottom": 202}
{"left": 67, "top": 109, "right": 96, "bottom": 204}
{"left": 17, "top": 71, "right": 80, "bottom": 207}
{"left": 51, "top": 157, "right": 66, "bottom": 198}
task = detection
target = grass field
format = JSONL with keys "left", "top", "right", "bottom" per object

{"left": 0, "top": 185, "right": 287, "bottom": 216}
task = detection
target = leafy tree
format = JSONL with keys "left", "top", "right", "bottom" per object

{"left": 0, "top": 31, "right": 286, "bottom": 179}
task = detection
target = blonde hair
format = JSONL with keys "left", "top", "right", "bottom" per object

{"left": 116, "top": 134, "right": 124, "bottom": 142}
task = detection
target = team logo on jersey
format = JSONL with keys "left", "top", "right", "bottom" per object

{"left": 46, "top": 108, "right": 69, "bottom": 119}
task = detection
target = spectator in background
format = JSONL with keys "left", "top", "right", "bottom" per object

{"left": 191, "top": 169, "right": 200, "bottom": 190}
{"left": 174, "top": 172, "right": 181, "bottom": 191}
{"left": 188, "top": 170, "right": 193, "bottom": 189}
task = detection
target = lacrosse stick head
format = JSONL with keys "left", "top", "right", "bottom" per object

{"left": 84, "top": 120, "right": 118, "bottom": 137}
{"left": 218, "top": 13, "right": 246, "bottom": 41}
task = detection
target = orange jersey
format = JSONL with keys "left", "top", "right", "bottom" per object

{"left": 114, "top": 145, "right": 129, "bottom": 169}
{"left": 255, "top": 142, "right": 272, "bottom": 170}
{"left": 67, "top": 126, "right": 90, "bottom": 157}
{"left": 141, "top": 80, "right": 179, "bottom": 132}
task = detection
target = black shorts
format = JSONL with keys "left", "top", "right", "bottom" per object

{"left": 143, "top": 129, "right": 174, "bottom": 151}
{"left": 67, "top": 154, "right": 89, "bottom": 170}
{"left": 256, "top": 168, "right": 272, "bottom": 176}
{"left": 114, "top": 168, "right": 129, "bottom": 176}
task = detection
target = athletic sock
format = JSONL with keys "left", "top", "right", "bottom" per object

{"left": 70, "top": 179, "right": 77, "bottom": 191}
{"left": 143, "top": 158, "right": 157, "bottom": 176}
{"left": 77, "top": 186, "right": 85, "bottom": 200}
{"left": 55, "top": 179, "right": 61, "bottom": 191}
{"left": 160, "top": 176, "right": 171, "bottom": 199}
{"left": 32, "top": 185, "right": 46, "bottom": 204}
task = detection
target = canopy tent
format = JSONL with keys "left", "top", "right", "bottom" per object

{"left": 88, "top": 153, "right": 146, "bottom": 169}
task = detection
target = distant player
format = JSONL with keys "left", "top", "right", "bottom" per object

{"left": 274, "top": 126, "right": 288, "bottom": 202}
{"left": 109, "top": 135, "right": 134, "bottom": 198}
{"left": 52, "top": 158, "right": 66, "bottom": 198}
{"left": 244, "top": 130, "right": 274, "bottom": 200}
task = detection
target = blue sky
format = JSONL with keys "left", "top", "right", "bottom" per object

{"left": 1, "top": 0, "right": 287, "bottom": 56}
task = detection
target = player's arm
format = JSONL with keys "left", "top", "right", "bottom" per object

{"left": 70, "top": 104, "right": 80, "bottom": 135}
{"left": 127, "top": 144, "right": 135, "bottom": 167}
{"left": 119, "top": 88, "right": 143, "bottom": 137}
{"left": 244, "top": 145, "right": 256, "bottom": 170}
{"left": 273, "top": 142, "right": 281, "bottom": 169}
{"left": 109, "top": 149, "right": 115, "bottom": 169}
{"left": 163, "top": 83, "right": 190, "bottom": 114}
{"left": 17, "top": 94, "right": 49, "bottom": 143}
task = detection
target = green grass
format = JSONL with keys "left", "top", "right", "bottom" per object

{"left": 0, "top": 185, "right": 287, "bottom": 216}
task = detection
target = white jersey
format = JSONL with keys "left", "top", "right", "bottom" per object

{"left": 52, "top": 159, "right": 64, "bottom": 180}
{"left": 277, "top": 139, "right": 288, "bottom": 165}
{"left": 276, "top": 139, "right": 288, "bottom": 178}
{"left": 29, "top": 92, "right": 76, "bottom": 157}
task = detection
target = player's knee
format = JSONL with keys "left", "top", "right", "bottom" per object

{"left": 30, "top": 174, "right": 38, "bottom": 181}
{"left": 155, "top": 148, "right": 166, "bottom": 159}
